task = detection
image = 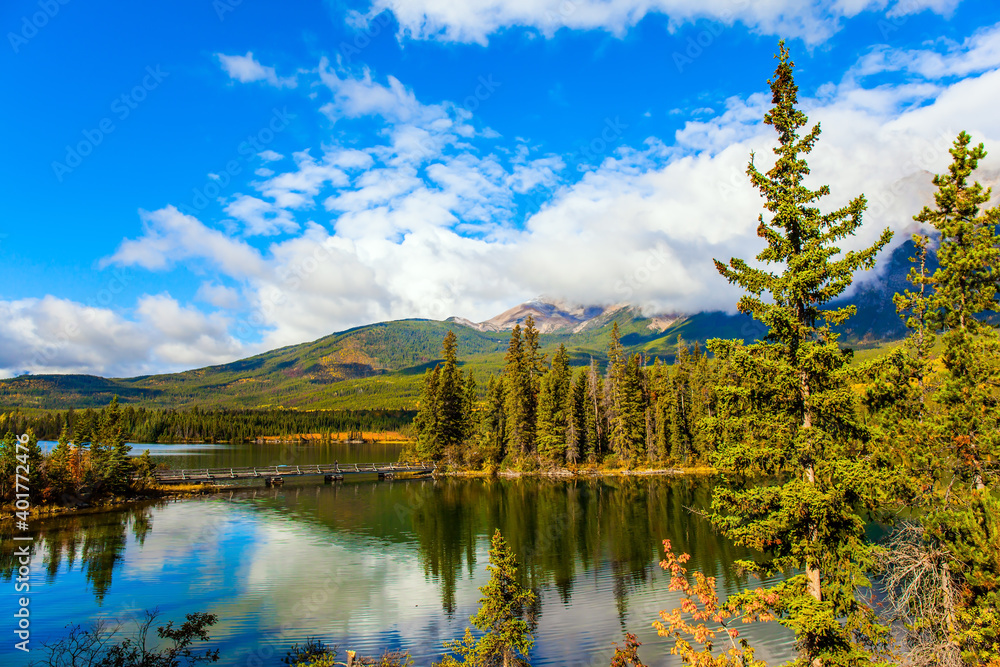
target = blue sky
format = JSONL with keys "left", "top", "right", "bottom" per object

{"left": 2, "top": 0, "right": 1000, "bottom": 377}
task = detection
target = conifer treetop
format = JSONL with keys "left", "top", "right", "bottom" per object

{"left": 715, "top": 41, "right": 892, "bottom": 343}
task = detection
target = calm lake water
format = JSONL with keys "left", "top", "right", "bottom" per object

{"left": 4, "top": 443, "right": 795, "bottom": 666}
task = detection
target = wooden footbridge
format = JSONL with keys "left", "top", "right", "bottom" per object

{"left": 151, "top": 461, "right": 436, "bottom": 486}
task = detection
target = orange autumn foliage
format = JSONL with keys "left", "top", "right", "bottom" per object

{"left": 653, "top": 540, "right": 777, "bottom": 667}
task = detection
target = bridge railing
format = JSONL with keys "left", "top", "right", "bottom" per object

{"left": 147, "top": 461, "right": 437, "bottom": 481}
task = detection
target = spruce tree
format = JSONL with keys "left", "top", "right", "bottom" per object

{"left": 568, "top": 369, "right": 589, "bottom": 463}
{"left": 438, "top": 331, "right": 466, "bottom": 463}
{"left": 414, "top": 366, "right": 442, "bottom": 460}
{"left": 920, "top": 132, "right": 1000, "bottom": 492}
{"left": 584, "top": 359, "right": 606, "bottom": 462}
{"left": 668, "top": 346, "right": 692, "bottom": 463}
{"left": 503, "top": 325, "right": 533, "bottom": 459}
{"left": 45, "top": 424, "right": 74, "bottom": 500}
{"left": 608, "top": 324, "right": 647, "bottom": 467}
{"left": 706, "top": 42, "right": 893, "bottom": 666}
{"left": 437, "top": 529, "right": 536, "bottom": 667}
{"left": 463, "top": 370, "right": 479, "bottom": 445}
{"left": 481, "top": 374, "right": 507, "bottom": 466}
{"left": 94, "top": 397, "right": 132, "bottom": 495}
{"left": 536, "top": 344, "right": 571, "bottom": 464}
{"left": 876, "top": 133, "right": 1000, "bottom": 663}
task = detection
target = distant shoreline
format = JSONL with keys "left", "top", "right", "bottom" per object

{"left": 436, "top": 465, "right": 716, "bottom": 479}
{"left": 2, "top": 465, "right": 714, "bottom": 523}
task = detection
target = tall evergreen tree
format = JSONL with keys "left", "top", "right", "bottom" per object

{"left": 872, "top": 133, "right": 1000, "bottom": 664}
{"left": 585, "top": 359, "right": 606, "bottom": 462}
{"left": 463, "top": 370, "right": 479, "bottom": 445}
{"left": 706, "top": 42, "right": 893, "bottom": 666}
{"left": 436, "top": 529, "right": 536, "bottom": 667}
{"left": 536, "top": 344, "right": 572, "bottom": 464}
{"left": 438, "top": 331, "right": 466, "bottom": 463}
{"left": 503, "top": 324, "right": 535, "bottom": 459}
{"left": 93, "top": 397, "right": 132, "bottom": 495}
{"left": 481, "top": 374, "right": 507, "bottom": 466}
{"left": 45, "top": 424, "right": 74, "bottom": 500}
{"left": 414, "top": 366, "right": 442, "bottom": 460}
{"left": 668, "top": 344, "right": 693, "bottom": 463}
{"left": 607, "top": 325, "right": 647, "bottom": 468}
{"left": 567, "top": 369, "right": 589, "bottom": 463}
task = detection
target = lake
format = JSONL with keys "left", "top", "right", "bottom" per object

{"left": 4, "top": 443, "right": 795, "bottom": 666}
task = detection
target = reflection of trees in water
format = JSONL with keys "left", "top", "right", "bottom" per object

{"left": 0, "top": 503, "right": 158, "bottom": 603}
{"left": 406, "top": 477, "right": 754, "bottom": 620}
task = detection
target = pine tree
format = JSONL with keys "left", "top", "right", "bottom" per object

{"left": 607, "top": 324, "right": 647, "bottom": 467}
{"left": 92, "top": 397, "right": 132, "bottom": 495}
{"left": 584, "top": 359, "right": 606, "bottom": 462}
{"left": 463, "top": 370, "right": 479, "bottom": 445}
{"left": 706, "top": 42, "right": 893, "bottom": 666}
{"left": 45, "top": 424, "right": 74, "bottom": 500}
{"left": 873, "top": 133, "right": 1000, "bottom": 664}
{"left": 669, "top": 345, "right": 692, "bottom": 463}
{"left": 503, "top": 324, "right": 534, "bottom": 459}
{"left": 480, "top": 374, "right": 507, "bottom": 467}
{"left": 536, "top": 344, "right": 572, "bottom": 465}
{"left": 567, "top": 369, "right": 589, "bottom": 463}
{"left": 414, "top": 366, "right": 442, "bottom": 460}
{"left": 920, "top": 132, "right": 1000, "bottom": 492}
{"left": 436, "top": 529, "right": 536, "bottom": 667}
{"left": 438, "top": 331, "right": 466, "bottom": 463}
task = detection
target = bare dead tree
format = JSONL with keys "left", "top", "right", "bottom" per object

{"left": 877, "top": 522, "right": 963, "bottom": 667}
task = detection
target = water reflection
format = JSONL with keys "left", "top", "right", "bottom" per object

{"left": 8, "top": 476, "right": 794, "bottom": 667}
{"left": 2, "top": 502, "right": 158, "bottom": 602}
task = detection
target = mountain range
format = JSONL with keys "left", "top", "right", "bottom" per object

{"left": 0, "top": 241, "right": 921, "bottom": 412}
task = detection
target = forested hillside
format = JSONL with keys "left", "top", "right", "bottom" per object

{"left": 0, "top": 288, "right": 910, "bottom": 412}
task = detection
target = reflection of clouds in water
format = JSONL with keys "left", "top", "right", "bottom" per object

{"left": 37, "top": 441, "right": 230, "bottom": 455}
{"left": 121, "top": 499, "right": 252, "bottom": 579}
{"left": 22, "top": 479, "right": 798, "bottom": 667}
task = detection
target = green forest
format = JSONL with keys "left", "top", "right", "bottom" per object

{"left": 407, "top": 44, "right": 1000, "bottom": 667}
{"left": 0, "top": 404, "right": 415, "bottom": 506}
{"left": 1, "top": 406, "right": 414, "bottom": 444}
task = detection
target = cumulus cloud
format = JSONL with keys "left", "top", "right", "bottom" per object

{"left": 103, "top": 61, "right": 1000, "bottom": 354}
{"left": 217, "top": 52, "right": 297, "bottom": 88}
{"left": 195, "top": 282, "right": 242, "bottom": 309}
{"left": 258, "top": 150, "right": 284, "bottom": 161}
{"left": 355, "top": 0, "right": 960, "bottom": 45}
{"left": 225, "top": 194, "right": 299, "bottom": 236}
{"left": 0, "top": 295, "right": 246, "bottom": 377}
{"left": 854, "top": 22, "right": 1000, "bottom": 79}
{"left": 14, "top": 30, "right": 1000, "bottom": 376}
{"left": 103, "top": 206, "right": 267, "bottom": 276}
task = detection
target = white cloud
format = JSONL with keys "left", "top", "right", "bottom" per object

{"left": 0, "top": 295, "right": 247, "bottom": 377}
{"left": 104, "top": 206, "right": 267, "bottom": 277}
{"left": 17, "top": 37, "right": 1000, "bottom": 375}
{"left": 258, "top": 150, "right": 284, "bottom": 161}
{"left": 216, "top": 51, "right": 297, "bottom": 88}
{"left": 195, "top": 282, "right": 242, "bottom": 309}
{"left": 107, "top": 53, "right": 1000, "bottom": 342}
{"left": 224, "top": 194, "right": 299, "bottom": 236}
{"left": 357, "top": 0, "right": 959, "bottom": 45}
{"left": 854, "top": 21, "right": 1000, "bottom": 79}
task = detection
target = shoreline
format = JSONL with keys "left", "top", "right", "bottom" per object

{"left": 3, "top": 466, "right": 715, "bottom": 522}
{"left": 437, "top": 465, "right": 716, "bottom": 479}
{"left": 0, "top": 483, "right": 240, "bottom": 524}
